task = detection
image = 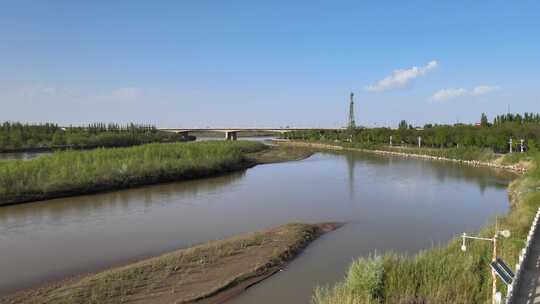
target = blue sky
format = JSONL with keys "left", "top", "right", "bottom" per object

{"left": 1, "top": 1, "right": 539, "bottom": 128}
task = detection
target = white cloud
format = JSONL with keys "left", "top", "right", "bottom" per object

{"left": 431, "top": 85, "right": 500, "bottom": 102}
{"left": 431, "top": 88, "right": 467, "bottom": 101}
{"left": 17, "top": 86, "right": 59, "bottom": 100}
{"left": 365, "top": 60, "right": 438, "bottom": 92}
{"left": 110, "top": 87, "right": 143, "bottom": 100}
{"left": 470, "top": 85, "right": 500, "bottom": 96}
{"left": 2, "top": 86, "right": 144, "bottom": 104}
{"left": 0, "top": 85, "right": 156, "bottom": 123}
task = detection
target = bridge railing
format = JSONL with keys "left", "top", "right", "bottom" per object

{"left": 506, "top": 206, "right": 540, "bottom": 303}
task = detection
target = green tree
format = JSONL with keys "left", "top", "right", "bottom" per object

{"left": 480, "top": 113, "right": 489, "bottom": 128}
{"left": 10, "top": 130, "right": 23, "bottom": 148}
{"left": 0, "top": 133, "right": 8, "bottom": 149}
{"left": 52, "top": 132, "right": 65, "bottom": 146}
{"left": 398, "top": 120, "right": 408, "bottom": 130}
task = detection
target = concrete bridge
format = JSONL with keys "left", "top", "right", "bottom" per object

{"left": 158, "top": 128, "right": 344, "bottom": 140}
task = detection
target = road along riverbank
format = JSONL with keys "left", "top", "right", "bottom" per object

{"left": 277, "top": 140, "right": 529, "bottom": 174}
{"left": 0, "top": 222, "right": 340, "bottom": 304}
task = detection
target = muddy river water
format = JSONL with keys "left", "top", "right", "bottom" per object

{"left": 0, "top": 151, "right": 514, "bottom": 302}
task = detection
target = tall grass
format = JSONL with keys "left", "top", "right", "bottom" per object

{"left": 313, "top": 153, "right": 540, "bottom": 304}
{"left": 341, "top": 141, "right": 496, "bottom": 162}
{"left": 293, "top": 139, "right": 499, "bottom": 162}
{"left": 374, "top": 145, "right": 497, "bottom": 162}
{"left": 0, "top": 141, "right": 266, "bottom": 205}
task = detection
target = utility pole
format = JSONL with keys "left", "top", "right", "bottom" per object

{"left": 461, "top": 217, "right": 510, "bottom": 304}
{"left": 493, "top": 219, "right": 498, "bottom": 304}
{"left": 348, "top": 92, "right": 356, "bottom": 129}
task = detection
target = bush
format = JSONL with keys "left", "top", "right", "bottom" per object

{"left": 346, "top": 257, "right": 385, "bottom": 300}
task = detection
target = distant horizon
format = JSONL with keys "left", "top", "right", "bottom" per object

{"left": 1, "top": 110, "right": 533, "bottom": 130}
{"left": 2, "top": 2, "right": 539, "bottom": 127}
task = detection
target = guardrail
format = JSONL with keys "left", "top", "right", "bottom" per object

{"left": 506, "top": 206, "right": 540, "bottom": 303}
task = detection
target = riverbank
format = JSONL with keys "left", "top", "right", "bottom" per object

{"left": 0, "top": 141, "right": 312, "bottom": 207}
{"left": 247, "top": 144, "right": 313, "bottom": 164}
{"left": 0, "top": 136, "right": 196, "bottom": 154}
{"left": 277, "top": 140, "right": 529, "bottom": 173}
{"left": 302, "top": 140, "right": 540, "bottom": 303}
{"left": 0, "top": 222, "right": 340, "bottom": 304}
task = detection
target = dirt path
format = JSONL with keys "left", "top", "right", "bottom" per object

{"left": 277, "top": 140, "right": 527, "bottom": 173}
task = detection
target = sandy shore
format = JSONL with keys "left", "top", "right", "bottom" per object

{"left": 0, "top": 223, "right": 340, "bottom": 304}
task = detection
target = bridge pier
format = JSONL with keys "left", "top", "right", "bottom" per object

{"left": 177, "top": 131, "right": 190, "bottom": 140}
{"left": 225, "top": 131, "right": 238, "bottom": 141}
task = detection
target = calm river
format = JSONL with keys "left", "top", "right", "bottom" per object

{"left": 0, "top": 151, "right": 514, "bottom": 302}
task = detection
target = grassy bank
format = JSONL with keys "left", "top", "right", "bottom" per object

{"left": 312, "top": 149, "right": 540, "bottom": 303}
{"left": 0, "top": 141, "right": 269, "bottom": 206}
{"left": 284, "top": 139, "right": 499, "bottom": 161}
{"left": 247, "top": 144, "right": 313, "bottom": 164}
{"left": 366, "top": 145, "right": 497, "bottom": 162}
{"left": 1, "top": 223, "right": 339, "bottom": 304}
{"left": 0, "top": 141, "right": 313, "bottom": 206}
{"left": 278, "top": 140, "right": 533, "bottom": 173}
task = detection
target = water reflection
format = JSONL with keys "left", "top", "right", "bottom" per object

{"left": 346, "top": 153, "right": 356, "bottom": 199}
{"left": 233, "top": 153, "right": 514, "bottom": 304}
{"left": 340, "top": 150, "right": 511, "bottom": 200}
{"left": 0, "top": 171, "right": 246, "bottom": 237}
{"left": 0, "top": 151, "right": 50, "bottom": 161}
{"left": 196, "top": 136, "right": 275, "bottom": 142}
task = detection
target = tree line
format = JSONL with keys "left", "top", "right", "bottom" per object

{"left": 0, "top": 122, "right": 182, "bottom": 152}
{"left": 284, "top": 112, "right": 540, "bottom": 154}
{"left": 493, "top": 112, "right": 540, "bottom": 126}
